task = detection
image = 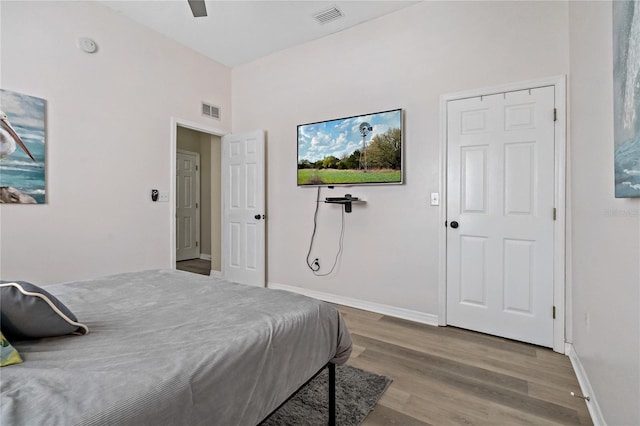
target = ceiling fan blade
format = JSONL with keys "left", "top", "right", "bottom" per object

{"left": 188, "top": 0, "right": 207, "bottom": 17}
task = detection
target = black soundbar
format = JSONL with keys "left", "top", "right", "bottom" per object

{"left": 324, "top": 194, "right": 360, "bottom": 213}
{"left": 325, "top": 196, "right": 359, "bottom": 202}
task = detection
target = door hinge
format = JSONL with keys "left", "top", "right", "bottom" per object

{"left": 553, "top": 108, "right": 557, "bottom": 122}
{"left": 553, "top": 306, "right": 556, "bottom": 319}
{"left": 196, "top": 202, "right": 199, "bottom": 208}
{"left": 196, "top": 241, "right": 199, "bottom": 247}
{"left": 196, "top": 165, "right": 199, "bottom": 171}
{"left": 553, "top": 208, "right": 557, "bottom": 220}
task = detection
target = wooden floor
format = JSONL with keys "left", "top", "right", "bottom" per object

{"left": 338, "top": 305, "right": 592, "bottom": 426}
{"left": 176, "top": 259, "right": 211, "bottom": 276}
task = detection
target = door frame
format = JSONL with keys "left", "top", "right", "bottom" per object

{"left": 176, "top": 149, "right": 201, "bottom": 261}
{"left": 438, "top": 75, "right": 567, "bottom": 353}
{"left": 170, "top": 117, "right": 225, "bottom": 273}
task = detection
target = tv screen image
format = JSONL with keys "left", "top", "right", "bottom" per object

{"left": 297, "top": 109, "right": 403, "bottom": 186}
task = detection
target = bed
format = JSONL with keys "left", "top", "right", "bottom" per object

{"left": 0, "top": 269, "right": 352, "bottom": 425}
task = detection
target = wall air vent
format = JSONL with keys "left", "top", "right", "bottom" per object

{"left": 202, "top": 102, "right": 220, "bottom": 120}
{"left": 314, "top": 7, "right": 343, "bottom": 24}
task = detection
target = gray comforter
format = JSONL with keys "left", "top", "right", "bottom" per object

{"left": 1, "top": 270, "right": 352, "bottom": 426}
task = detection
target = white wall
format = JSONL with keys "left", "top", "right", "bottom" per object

{"left": 569, "top": 2, "right": 640, "bottom": 424}
{"left": 232, "top": 1, "right": 570, "bottom": 315}
{"left": 0, "top": 1, "right": 231, "bottom": 284}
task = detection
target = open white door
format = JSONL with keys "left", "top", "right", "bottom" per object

{"left": 221, "top": 130, "right": 265, "bottom": 287}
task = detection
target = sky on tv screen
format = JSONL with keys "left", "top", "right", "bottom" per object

{"left": 298, "top": 109, "right": 401, "bottom": 163}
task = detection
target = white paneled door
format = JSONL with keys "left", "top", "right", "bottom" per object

{"left": 446, "top": 86, "right": 556, "bottom": 347}
{"left": 176, "top": 150, "right": 200, "bottom": 261}
{"left": 222, "top": 130, "right": 265, "bottom": 287}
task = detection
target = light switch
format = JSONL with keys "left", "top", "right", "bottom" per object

{"left": 430, "top": 192, "right": 440, "bottom": 206}
{"left": 158, "top": 192, "right": 169, "bottom": 202}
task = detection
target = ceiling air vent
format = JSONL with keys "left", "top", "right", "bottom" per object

{"left": 202, "top": 102, "right": 220, "bottom": 120}
{"left": 314, "top": 7, "right": 343, "bottom": 24}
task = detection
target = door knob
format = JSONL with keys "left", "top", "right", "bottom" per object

{"left": 450, "top": 221, "right": 459, "bottom": 229}
{"left": 254, "top": 214, "right": 264, "bottom": 220}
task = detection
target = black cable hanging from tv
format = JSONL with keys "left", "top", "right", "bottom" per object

{"left": 306, "top": 187, "right": 346, "bottom": 276}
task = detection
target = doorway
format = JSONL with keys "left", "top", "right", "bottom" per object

{"left": 170, "top": 120, "right": 266, "bottom": 286}
{"left": 173, "top": 123, "right": 222, "bottom": 276}
{"left": 439, "top": 76, "right": 566, "bottom": 353}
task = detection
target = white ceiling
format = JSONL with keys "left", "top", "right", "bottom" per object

{"left": 99, "top": 1, "right": 419, "bottom": 67}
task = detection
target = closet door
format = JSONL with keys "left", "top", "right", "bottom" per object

{"left": 446, "top": 87, "right": 555, "bottom": 347}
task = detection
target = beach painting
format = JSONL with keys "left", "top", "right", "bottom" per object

{"left": 613, "top": 0, "right": 640, "bottom": 198}
{"left": 0, "top": 89, "right": 46, "bottom": 203}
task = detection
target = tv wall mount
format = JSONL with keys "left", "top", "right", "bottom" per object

{"left": 323, "top": 194, "right": 364, "bottom": 213}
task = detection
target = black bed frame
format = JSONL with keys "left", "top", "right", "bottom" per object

{"left": 259, "top": 362, "right": 336, "bottom": 425}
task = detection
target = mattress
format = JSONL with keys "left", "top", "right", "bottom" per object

{"left": 0, "top": 269, "right": 352, "bottom": 426}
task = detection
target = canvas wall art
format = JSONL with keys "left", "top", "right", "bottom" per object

{"left": 0, "top": 89, "right": 46, "bottom": 203}
{"left": 613, "top": 0, "right": 640, "bottom": 198}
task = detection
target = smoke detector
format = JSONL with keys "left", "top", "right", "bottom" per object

{"left": 77, "top": 37, "right": 97, "bottom": 53}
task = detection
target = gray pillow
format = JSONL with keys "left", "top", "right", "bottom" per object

{"left": 0, "top": 281, "right": 89, "bottom": 339}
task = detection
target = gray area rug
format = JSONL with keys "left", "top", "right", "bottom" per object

{"left": 261, "top": 365, "right": 391, "bottom": 426}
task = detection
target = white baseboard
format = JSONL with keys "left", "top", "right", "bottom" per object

{"left": 565, "top": 342, "right": 605, "bottom": 426}
{"left": 267, "top": 282, "right": 439, "bottom": 326}
{"left": 200, "top": 254, "right": 212, "bottom": 261}
{"left": 210, "top": 269, "right": 222, "bottom": 277}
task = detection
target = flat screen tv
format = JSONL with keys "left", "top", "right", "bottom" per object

{"left": 297, "top": 108, "right": 403, "bottom": 186}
